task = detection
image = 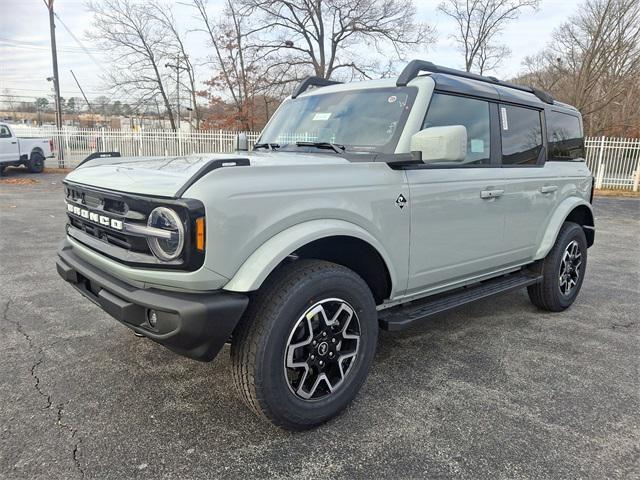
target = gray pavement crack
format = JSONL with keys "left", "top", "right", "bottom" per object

{"left": 2, "top": 300, "right": 85, "bottom": 479}
{"left": 2, "top": 300, "right": 51, "bottom": 409}
{"left": 612, "top": 322, "right": 636, "bottom": 329}
{"left": 57, "top": 404, "right": 85, "bottom": 479}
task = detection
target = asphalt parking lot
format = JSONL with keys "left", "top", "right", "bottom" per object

{"left": 1, "top": 170, "right": 638, "bottom": 479}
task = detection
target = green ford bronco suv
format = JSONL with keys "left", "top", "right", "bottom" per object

{"left": 57, "top": 60, "right": 595, "bottom": 430}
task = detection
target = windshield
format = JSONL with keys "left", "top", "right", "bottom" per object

{"left": 258, "top": 87, "right": 417, "bottom": 154}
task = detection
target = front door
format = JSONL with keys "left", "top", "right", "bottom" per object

{"left": 0, "top": 125, "right": 19, "bottom": 163}
{"left": 406, "top": 93, "right": 508, "bottom": 295}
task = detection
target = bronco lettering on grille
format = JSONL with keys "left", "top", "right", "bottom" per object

{"left": 67, "top": 203, "right": 124, "bottom": 231}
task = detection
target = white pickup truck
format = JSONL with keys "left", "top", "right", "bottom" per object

{"left": 0, "top": 123, "right": 54, "bottom": 175}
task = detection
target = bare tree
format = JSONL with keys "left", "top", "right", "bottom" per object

{"left": 521, "top": 0, "right": 640, "bottom": 135}
{"left": 150, "top": 3, "right": 202, "bottom": 129}
{"left": 191, "top": 0, "right": 281, "bottom": 130}
{"left": 438, "top": 0, "right": 539, "bottom": 74}
{"left": 241, "top": 0, "right": 434, "bottom": 81}
{"left": 0, "top": 93, "right": 20, "bottom": 114}
{"left": 2, "top": 89, "right": 19, "bottom": 113}
{"left": 86, "top": 0, "right": 177, "bottom": 129}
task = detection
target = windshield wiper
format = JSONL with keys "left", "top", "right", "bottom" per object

{"left": 295, "top": 141, "right": 345, "bottom": 154}
{"left": 253, "top": 142, "right": 280, "bottom": 151}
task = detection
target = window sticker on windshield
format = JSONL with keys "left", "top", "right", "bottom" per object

{"left": 500, "top": 107, "right": 509, "bottom": 130}
{"left": 387, "top": 95, "right": 397, "bottom": 103}
{"left": 471, "top": 139, "right": 484, "bottom": 153}
{"left": 312, "top": 112, "right": 331, "bottom": 121}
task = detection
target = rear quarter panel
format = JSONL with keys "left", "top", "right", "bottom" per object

{"left": 535, "top": 161, "right": 593, "bottom": 258}
{"left": 501, "top": 160, "right": 592, "bottom": 262}
{"left": 503, "top": 161, "right": 591, "bottom": 260}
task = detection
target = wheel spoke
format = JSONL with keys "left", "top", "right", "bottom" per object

{"left": 286, "top": 316, "right": 313, "bottom": 369}
{"left": 340, "top": 308, "right": 359, "bottom": 341}
{"left": 309, "top": 303, "right": 331, "bottom": 328}
{"left": 302, "top": 373, "right": 333, "bottom": 399}
{"left": 338, "top": 352, "right": 357, "bottom": 379}
{"left": 330, "top": 302, "right": 352, "bottom": 326}
{"left": 295, "top": 368, "right": 311, "bottom": 396}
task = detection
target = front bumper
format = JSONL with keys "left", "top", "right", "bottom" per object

{"left": 56, "top": 244, "right": 248, "bottom": 361}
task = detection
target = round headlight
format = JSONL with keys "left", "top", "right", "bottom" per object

{"left": 147, "top": 207, "right": 184, "bottom": 261}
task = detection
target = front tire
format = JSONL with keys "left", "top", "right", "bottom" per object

{"left": 231, "top": 259, "right": 378, "bottom": 430}
{"left": 27, "top": 151, "right": 45, "bottom": 173}
{"left": 528, "top": 222, "right": 588, "bottom": 311}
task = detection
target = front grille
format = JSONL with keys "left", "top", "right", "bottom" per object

{"left": 63, "top": 181, "right": 206, "bottom": 271}
{"left": 66, "top": 185, "right": 151, "bottom": 255}
{"left": 69, "top": 216, "right": 140, "bottom": 250}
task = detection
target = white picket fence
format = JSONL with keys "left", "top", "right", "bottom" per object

{"left": 10, "top": 126, "right": 640, "bottom": 191}
{"left": 12, "top": 126, "right": 261, "bottom": 168}
{"left": 585, "top": 137, "right": 640, "bottom": 191}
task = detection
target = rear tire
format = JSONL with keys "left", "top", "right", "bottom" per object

{"left": 27, "top": 151, "right": 45, "bottom": 173}
{"left": 231, "top": 259, "right": 378, "bottom": 430}
{"left": 528, "top": 222, "right": 587, "bottom": 312}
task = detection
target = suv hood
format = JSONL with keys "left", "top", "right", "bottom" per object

{"left": 64, "top": 152, "right": 350, "bottom": 197}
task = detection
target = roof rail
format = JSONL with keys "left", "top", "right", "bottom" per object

{"left": 291, "top": 76, "right": 342, "bottom": 99}
{"left": 396, "top": 59, "right": 555, "bottom": 105}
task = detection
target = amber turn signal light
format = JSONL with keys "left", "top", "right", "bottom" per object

{"left": 195, "top": 217, "right": 205, "bottom": 251}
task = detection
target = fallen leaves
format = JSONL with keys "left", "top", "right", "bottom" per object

{"left": 0, "top": 178, "right": 39, "bottom": 185}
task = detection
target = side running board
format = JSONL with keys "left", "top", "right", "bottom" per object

{"left": 379, "top": 270, "right": 542, "bottom": 331}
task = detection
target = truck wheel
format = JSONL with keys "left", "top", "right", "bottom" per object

{"left": 231, "top": 259, "right": 378, "bottom": 430}
{"left": 27, "top": 152, "right": 45, "bottom": 173}
{"left": 528, "top": 222, "right": 587, "bottom": 312}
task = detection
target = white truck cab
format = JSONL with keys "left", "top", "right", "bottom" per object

{"left": 0, "top": 123, "right": 53, "bottom": 175}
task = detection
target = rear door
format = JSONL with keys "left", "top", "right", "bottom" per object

{"left": 499, "top": 104, "right": 561, "bottom": 263}
{"left": 406, "top": 93, "right": 509, "bottom": 294}
{"left": 0, "top": 124, "right": 19, "bottom": 163}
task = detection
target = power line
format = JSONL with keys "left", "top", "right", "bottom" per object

{"left": 0, "top": 86, "right": 108, "bottom": 95}
{"left": 0, "top": 42, "right": 101, "bottom": 55}
{"left": 0, "top": 37, "right": 103, "bottom": 54}
{"left": 52, "top": 12, "right": 104, "bottom": 68}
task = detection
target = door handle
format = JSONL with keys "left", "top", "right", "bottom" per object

{"left": 480, "top": 189, "right": 504, "bottom": 199}
{"left": 11, "top": 141, "right": 17, "bottom": 144}
{"left": 539, "top": 185, "right": 558, "bottom": 194}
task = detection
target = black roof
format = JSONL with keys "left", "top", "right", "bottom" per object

{"left": 290, "top": 59, "right": 579, "bottom": 116}
{"left": 397, "top": 59, "right": 578, "bottom": 114}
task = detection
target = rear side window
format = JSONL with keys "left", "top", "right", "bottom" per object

{"left": 500, "top": 105, "right": 543, "bottom": 165}
{"left": 547, "top": 111, "right": 584, "bottom": 160}
{"left": 422, "top": 93, "right": 491, "bottom": 165}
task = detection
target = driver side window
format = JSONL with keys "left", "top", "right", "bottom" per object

{"left": 0, "top": 126, "right": 12, "bottom": 138}
{"left": 422, "top": 93, "right": 491, "bottom": 165}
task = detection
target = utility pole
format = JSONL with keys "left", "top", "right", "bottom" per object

{"left": 165, "top": 55, "right": 188, "bottom": 131}
{"left": 46, "top": 0, "right": 63, "bottom": 130}
{"left": 45, "top": 0, "right": 64, "bottom": 164}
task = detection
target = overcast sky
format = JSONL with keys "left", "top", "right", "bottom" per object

{"left": 0, "top": 0, "right": 579, "bottom": 105}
